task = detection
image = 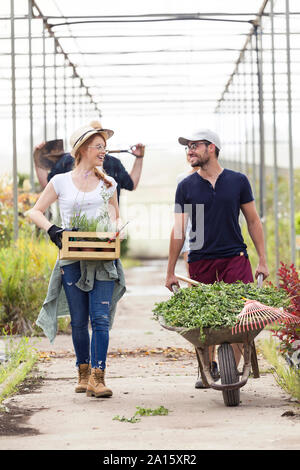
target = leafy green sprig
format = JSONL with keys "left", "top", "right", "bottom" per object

{"left": 113, "top": 406, "right": 169, "bottom": 423}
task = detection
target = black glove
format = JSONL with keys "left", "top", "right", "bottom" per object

{"left": 47, "top": 224, "right": 64, "bottom": 249}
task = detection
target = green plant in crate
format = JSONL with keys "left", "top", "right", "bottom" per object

{"left": 69, "top": 213, "right": 115, "bottom": 242}
{"left": 0, "top": 236, "right": 57, "bottom": 334}
{"left": 70, "top": 213, "right": 113, "bottom": 233}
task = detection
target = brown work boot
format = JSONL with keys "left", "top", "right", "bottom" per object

{"left": 86, "top": 368, "right": 113, "bottom": 398}
{"left": 75, "top": 364, "right": 91, "bottom": 393}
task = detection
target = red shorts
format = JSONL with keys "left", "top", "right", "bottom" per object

{"left": 189, "top": 255, "right": 253, "bottom": 285}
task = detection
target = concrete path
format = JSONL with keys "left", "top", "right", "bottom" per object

{"left": 0, "top": 259, "right": 299, "bottom": 450}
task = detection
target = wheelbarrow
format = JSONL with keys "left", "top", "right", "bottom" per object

{"left": 159, "top": 274, "right": 265, "bottom": 407}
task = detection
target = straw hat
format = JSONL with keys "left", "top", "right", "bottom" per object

{"left": 70, "top": 121, "right": 114, "bottom": 157}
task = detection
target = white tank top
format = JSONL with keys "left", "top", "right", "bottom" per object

{"left": 50, "top": 171, "right": 117, "bottom": 229}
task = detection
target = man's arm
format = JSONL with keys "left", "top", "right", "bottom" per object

{"left": 129, "top": 157, "right": 143, "bottom": 189}
{"left": 240, "top": 201, "right": 269, "bottom": 279}
{"left": 165, "top": 212, "right": 188, "bottom": 291}
{"left": 34, "top": 165, "right": 48, "bottom": 189}
{"left": 33, "top": 141, "right": 48, "bottom": 189}
{"left": 129, "top": 143, "right": 145, "bottom": 189}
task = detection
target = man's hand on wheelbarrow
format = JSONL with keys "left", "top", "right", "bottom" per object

{"left": 255, "top": 260, "right": 269, "bottom": 280}
{"left": 165, "top": 273, "right": 180, "bottom": 292}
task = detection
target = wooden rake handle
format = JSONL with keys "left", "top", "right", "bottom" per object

{"left": 176, "top": 273, "right": 264, "bottom": 288}
{"left": 174, "top": 273, "right": 200, "bottom": 286}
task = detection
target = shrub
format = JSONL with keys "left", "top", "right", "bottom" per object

{"left": 0, "top": 236, "right": 57, "bottom": 334}
{"left": 296, "top": 212, "right": 300, "bottom": 235}
{"left": 271, "top": 263, "right": 300, "bottom": 355}
{"left": 0, "top": 184, "right": 38, "bottom": 248}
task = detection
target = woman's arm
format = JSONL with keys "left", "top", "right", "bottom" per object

{"left": 27, "top": 181, "right": 58, "bottom": 231}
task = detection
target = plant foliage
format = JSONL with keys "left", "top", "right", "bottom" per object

{"left": 153, "top": 281, "right": 291, "bottom": 338}
{"left": 271, "top": 263, "right": 300, "bottom": 355}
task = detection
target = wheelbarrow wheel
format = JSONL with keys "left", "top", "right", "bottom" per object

{"left": 218, "top": 343, "right": 240, "bottom": 407}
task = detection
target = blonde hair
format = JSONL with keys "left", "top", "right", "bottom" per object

{"left": 74, "top": 122, "right": 113, "bottom": 188}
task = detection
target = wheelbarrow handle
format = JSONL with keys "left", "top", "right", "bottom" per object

{"left": 171, "top": 284, "right": 179, "bottom": 294}
{"left": 257, "top": 273, "right": 264, "bottom": 288}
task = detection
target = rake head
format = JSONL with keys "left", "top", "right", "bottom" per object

{"left": 232, "top": 299, "right": 300, "bottom": 335}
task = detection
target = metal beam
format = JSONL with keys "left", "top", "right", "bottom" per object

{"left": 10, "top": 0, "right": 18, "bottom": 241}
{"left": 286, "top": 0, "right": 296, "bottom": 264}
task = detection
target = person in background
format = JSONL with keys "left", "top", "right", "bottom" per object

{"left": 165, "top": 129, "right": 269, "bottom": 389}
{"left": 34, "top": 121, "right": 145, "bottom": 202}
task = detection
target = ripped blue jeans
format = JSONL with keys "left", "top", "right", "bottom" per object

{"left": 61, "top": 262, "right": 115, "bottom": 370}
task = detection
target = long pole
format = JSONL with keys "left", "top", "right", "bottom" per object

{"left": 250, "top": 35, "right": 257, "bottom": 199}
{"left": 285, "top": 0, "right": 296, "bottom": 264}
{"left": 11, "top": 0, "right": 18, "bottom": 241}
{"left": 42, "top": 25, "right": 47, "bottom": 141}
{"left": 270, "top": 0, "right": 280, "bottom": 282}
{"left": 28, "top": 0, "right": 34, "bottom": 190}
{"left": 255, "top": 25, "right": 266, "bottom": 232}
{"left": 243, "top": 58, "right": 249, "bottom": 176}
{"left": 54, "top": 40, "right": 58, "bottom": 139}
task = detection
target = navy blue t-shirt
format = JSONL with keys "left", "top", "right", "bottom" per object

{"left": 175, "top": 169, "right": 254, "bottom": 262}
{"left": 47, "top": 153, "right": 134, "bottom": 201}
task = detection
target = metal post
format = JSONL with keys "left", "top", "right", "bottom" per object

{"left": 28, "top": 0, "right": 34, "bottom": 190}
{"left": 285, "top": 0, "right": 296, "bottom": 264}
{"left": 11, "top": 0, "right": 18, "bottom": 241}
{"left": 72, "top": 75, "right": 75, "bottom": 130}
{"left": 270, "top": 0, "right": 280, "bottom": 282}
{"left": 237, "top": 71, "right": 242, "bottom": 172}
{"left": 255, "top": 24, "right": 266, "bottom": 233}
{"left": 230, "top": 88, "right": 234, "bottom": 171}
{"left": 42, "top": 24, "right": 47, "bottom": 141}
{"left": 63, "top": 60, "right": 67, "bottom": 148}
{"left": 234, "top": 80, "right": 239, "bottom": 171}
{"left": 54, "top": 40, "right": 58, "bottom": 139}
{"left": 250, "top": 35, "right": 257, "bottom": 198}
{"left": 243, "top": 58, "right": 249, "bottom": 176}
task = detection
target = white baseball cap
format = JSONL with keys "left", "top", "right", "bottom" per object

{"left": 178, "top": 129, "right": 221, "bottom": 150}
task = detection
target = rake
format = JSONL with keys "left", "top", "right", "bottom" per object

{"left": 174, "top": 273, "right": 300, "bottom": 335}
{"left": 232, "top": 301, "right": 300, "bottom": 334}
{"left": 232, "top": 274, "right": 300, "bottom": 334}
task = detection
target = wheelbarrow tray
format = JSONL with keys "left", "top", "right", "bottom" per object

{"left": 159, "top": 317, "right": 263, "bottom": 393}
{"left": 159, "top": 318, "right": 264, "bottom": 348}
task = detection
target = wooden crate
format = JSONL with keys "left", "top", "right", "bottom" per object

{"left": 59, "top": 231, "right": 120, "bottom": 260}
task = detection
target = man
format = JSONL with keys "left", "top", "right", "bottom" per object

{"left": 165, "top": 129, "right": 269, "bottom": 388}
{"left": 34, "top": 140, "right": 145, "bottom": 201}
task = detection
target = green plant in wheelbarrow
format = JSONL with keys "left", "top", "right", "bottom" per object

{"left": 153, "top": 281, "right": 295, "bottom": 407}
{"left": 153, "top": 281, "right": 292, "bottom": 339}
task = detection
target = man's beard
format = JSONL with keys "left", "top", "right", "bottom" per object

{"left": 191, "top": 152, "right": 210, "bottom": 168}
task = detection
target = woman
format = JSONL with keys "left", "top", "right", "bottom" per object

{"left": 28, "top": 121, "right": 129, "bottom": 398}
